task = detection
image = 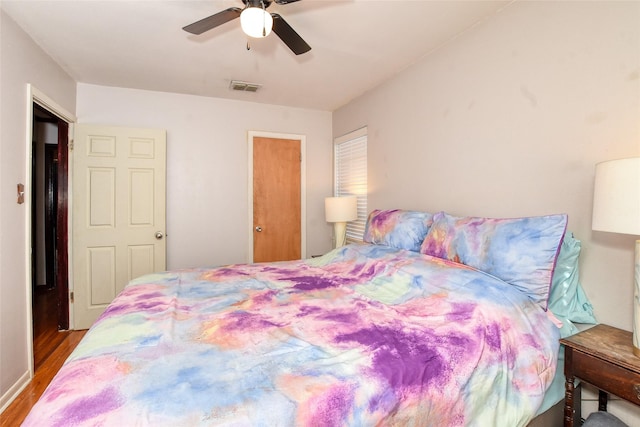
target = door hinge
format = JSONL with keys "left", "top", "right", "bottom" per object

{"left": 69, "top": 139, "right": 74, "bottom": 151}
{"left": 70, "top": 291, "right": 74, "bottom": 303}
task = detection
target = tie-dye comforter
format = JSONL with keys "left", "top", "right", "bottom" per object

{"left": 23, "top": 243, "right": 560, "bottom": 426}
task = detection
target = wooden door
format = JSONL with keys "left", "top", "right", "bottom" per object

{"left": 56, "top": 119, "right": 70, "bottom": 330}
{"left": 72, "top": 124, "right": 166, "bottom": 329}
{"left": 252, "top": 135, "right": 302, "bottom": 262}
{"left": 44, "top": 144, "right": 58, "bottom": 291}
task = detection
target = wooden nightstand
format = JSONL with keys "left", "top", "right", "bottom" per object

{"left": 560, "top": 324, "right": 640, "bottom": 427}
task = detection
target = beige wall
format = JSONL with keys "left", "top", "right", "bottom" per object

{"left": 0, "top": 10, "right": 76, "bottom": 407}
{"left": 3, "top": 0, "right": 639, "bottom": 420}
{"left": 334, "top": 0, "right": 639, "bottom": 422}
{"left": 76, "top": 83, "right": 334, "bottom": 270}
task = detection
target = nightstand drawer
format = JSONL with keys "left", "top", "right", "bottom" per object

{"left": 573, "top": 351, "right": 640, "bottom": 404}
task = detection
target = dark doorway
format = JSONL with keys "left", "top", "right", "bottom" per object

{"left": 31, "top": 103, "right": 70, "bottom": 369}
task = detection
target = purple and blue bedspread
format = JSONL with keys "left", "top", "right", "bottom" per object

{"left": 23, "top": 243, "right": 559, "bottom": 426}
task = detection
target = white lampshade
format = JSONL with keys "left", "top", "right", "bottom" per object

{"left": 325, "top": 196, "right": 358, "bottom": 223}
{"left": 592, "top": 157, "right": 640, "bottom": 357}
{"left": 240, "top": 7, "right": 273, "bottom": 38}
{"left": 592, "top": 157, "right": 640, "bottom": 236}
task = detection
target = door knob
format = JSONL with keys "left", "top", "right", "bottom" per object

{"left": 155, "top": 231, "right": 164, "bottom": 240}
{"left": 255, "top": 226, "right": 262, "bottom": 232}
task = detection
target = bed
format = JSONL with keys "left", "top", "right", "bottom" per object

{"left": 22, "top": 209, "right": 595, "bottom": 426}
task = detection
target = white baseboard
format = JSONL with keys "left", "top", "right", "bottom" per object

{"left": 0, "top": 370, "right": 32, "bottom": 414}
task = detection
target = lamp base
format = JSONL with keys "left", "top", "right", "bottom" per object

{"left": 634, "top": 240, "right": 640, "bottom": 357}
{"left": 333, "top": 222, "right": 347, "bottom": 248}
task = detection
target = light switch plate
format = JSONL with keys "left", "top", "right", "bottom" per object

{"left": 17, "top": 183, "right": 24, "bottom": 204}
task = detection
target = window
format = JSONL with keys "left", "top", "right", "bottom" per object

{"left": 334, "top": 127, "right": 367, "bottom": 242}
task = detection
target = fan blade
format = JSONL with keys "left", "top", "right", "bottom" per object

{"left": 271, "top": 13, "right": 311, "bottom": 55}
{"left": 274, "top": 0, "right": 301, "bottom": 4}
{"left": 183, "top": 8, "right": 242, "bottom": 35}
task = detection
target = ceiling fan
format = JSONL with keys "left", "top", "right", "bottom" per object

{"left": 183, "top": 0, "right": 311, "bottom": 55}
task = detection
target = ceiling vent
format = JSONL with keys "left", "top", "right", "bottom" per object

{"left": 230, "top": 80, "right": 261, "bottom": 92}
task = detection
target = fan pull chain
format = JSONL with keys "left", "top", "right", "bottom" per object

{"left": 261, "top": 1, "right": 267, "bottom": 37}
{"left": 247, "top": 40, "right": 251, "bottom": 51}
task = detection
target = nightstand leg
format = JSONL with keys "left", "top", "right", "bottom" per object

{"left": 598, "top": 390, "right": 608, "bottom": 412}
{"left": 564, "top": 375, "right": 576, "bottom": 427}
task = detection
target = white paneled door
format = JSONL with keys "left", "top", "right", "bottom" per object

{"left": 73, "top": 125, "right": 166, "bottom": 329}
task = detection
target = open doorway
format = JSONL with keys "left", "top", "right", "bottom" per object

{"left": 31, "top": 103, "right": 70, "bottom": 370}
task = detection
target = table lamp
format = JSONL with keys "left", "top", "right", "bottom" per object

{"left": 325, "top": 196, "right": 358, "bottom": 248}
{"left": 592, "top": 157, "right": 640, "bottom": 356}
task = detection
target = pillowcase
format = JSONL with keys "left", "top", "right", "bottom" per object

{"left": 363, "top": 209, "right": 433, "bottom": 252}
{"left": 420, "top": 211, "right": 568, "bottom": 309}
{"left": 548, "top": 232, "right": 597, "bottom": 336}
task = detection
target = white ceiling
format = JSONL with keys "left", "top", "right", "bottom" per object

{"left": 2, "top": 0, "right": 511, "bottom": 111}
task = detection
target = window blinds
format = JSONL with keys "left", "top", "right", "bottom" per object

{"left": 334, "top": 129, "right": 367, "bottom": 242}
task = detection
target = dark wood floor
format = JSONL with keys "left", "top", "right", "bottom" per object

{"left": 32, "top": 287, "right": 70, "bottom": 371}
{"left": 0, "top": 287, "right": 86, "bottom": 427}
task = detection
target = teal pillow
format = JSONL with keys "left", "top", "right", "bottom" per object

{"left": 548, "top": 232, "right": 597, "bottom": 337}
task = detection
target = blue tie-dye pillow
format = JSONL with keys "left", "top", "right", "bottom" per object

{"left": 364, "top": 209, "right": 434, "bottom": 252}
{"left": 420, "top": 211, "right": 568, "bottom": 309}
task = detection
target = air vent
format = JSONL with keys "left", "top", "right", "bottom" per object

{"left": 230, "top": 80, "right": 261, "bottom": 92}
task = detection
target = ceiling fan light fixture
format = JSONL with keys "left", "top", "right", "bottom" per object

{"left": 240, "top": 7, "right": 273, "bottom": 38}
